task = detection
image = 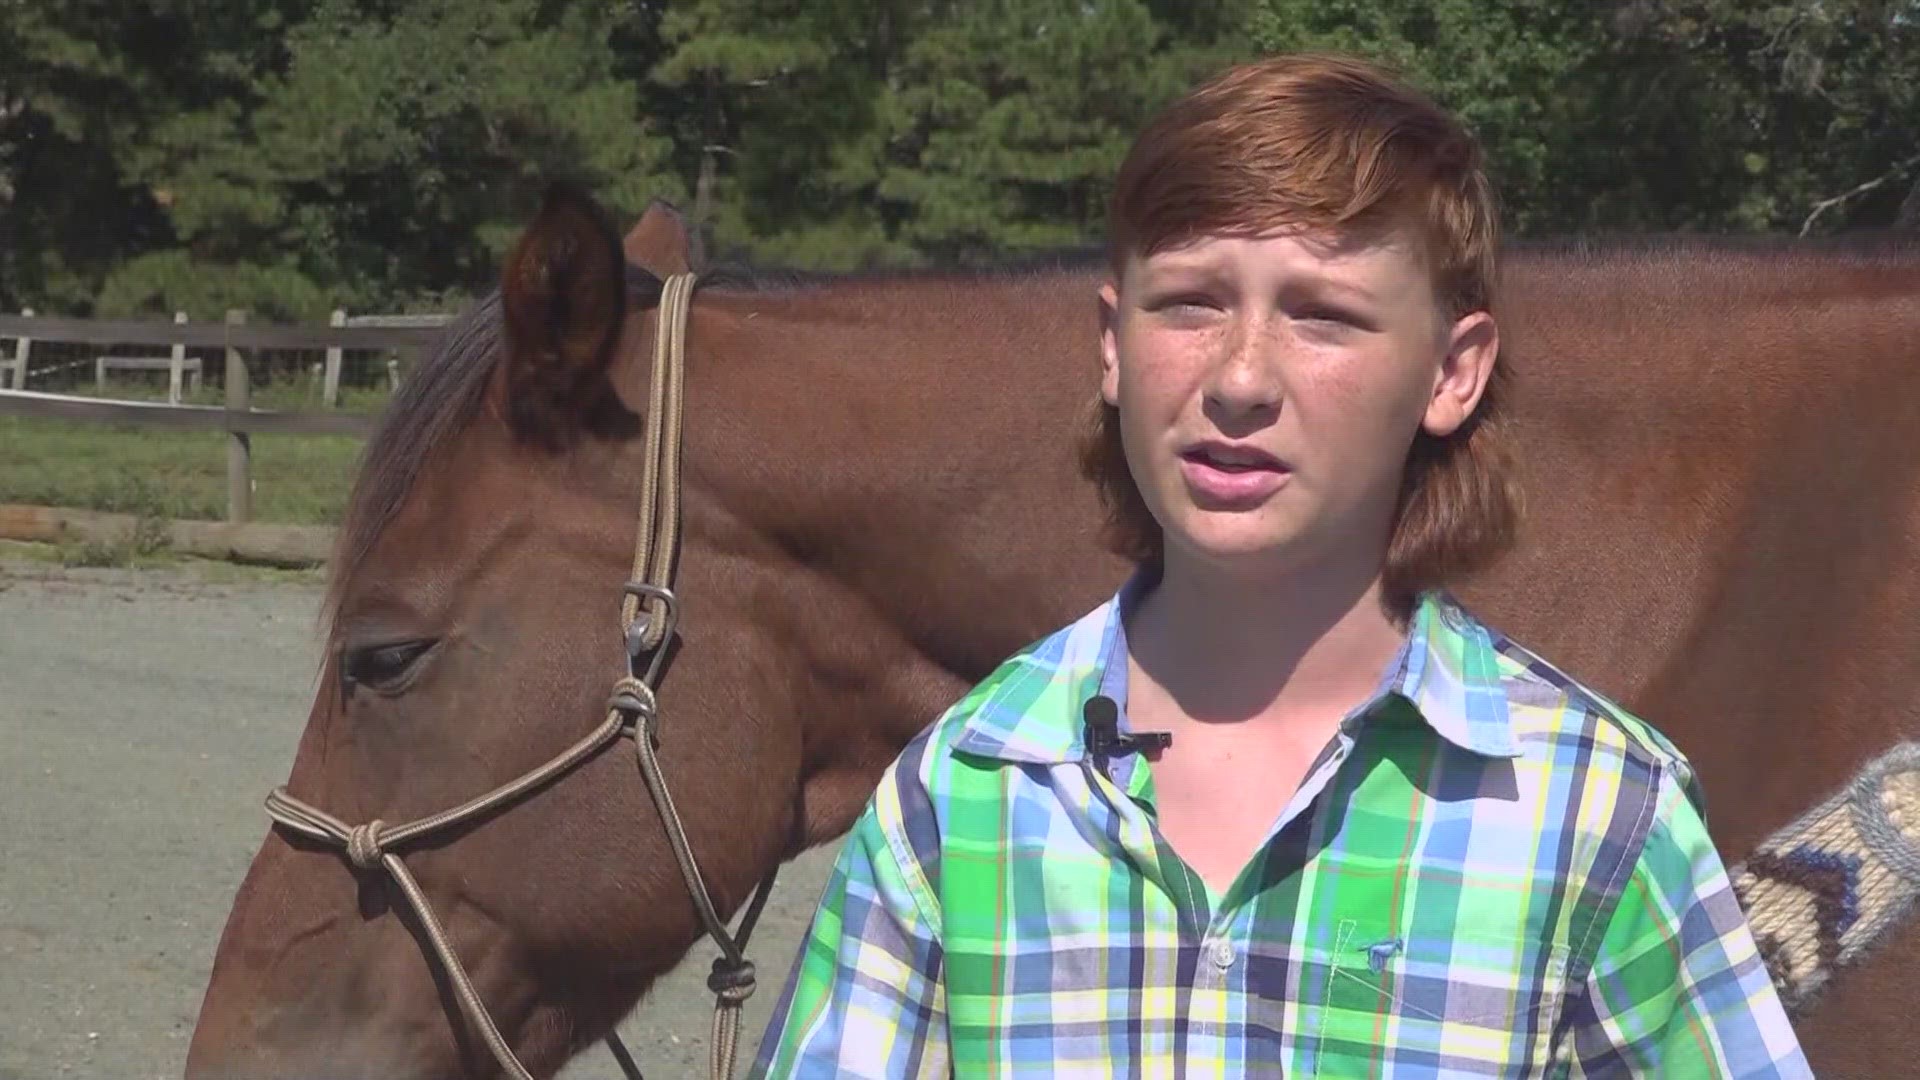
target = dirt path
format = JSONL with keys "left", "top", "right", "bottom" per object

{"left": 0, "top": 551, "right": 840, "bottom": 1079}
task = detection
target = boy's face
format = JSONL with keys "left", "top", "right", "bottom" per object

{"left": 1098, "top": 225, "right": 1498, "bottom": 582}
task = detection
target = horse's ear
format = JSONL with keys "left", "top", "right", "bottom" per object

{"left": 498, "top": 182, "right": 637, "bottom": 451}
{"left": 624, "top": 199, "right": 705, "bottom": 276}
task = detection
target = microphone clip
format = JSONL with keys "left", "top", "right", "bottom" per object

{"left": 1082, "top": 694, "right": 1172, "bottom": 773}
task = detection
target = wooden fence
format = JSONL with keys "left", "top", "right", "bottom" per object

{"left": 0, "top": 308, "right": 452, "bottom": 523}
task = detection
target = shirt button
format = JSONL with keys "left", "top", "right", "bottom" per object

{"left": 1206, "top": 937, "right": 1236, "bottom": 969}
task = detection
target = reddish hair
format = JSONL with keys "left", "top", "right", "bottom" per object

{"left": 1081, "top": 52, "right": 1521, "bottom": 605}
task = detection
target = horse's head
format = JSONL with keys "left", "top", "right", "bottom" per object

{"left": 180, "top": 186, "right": 946, "bottom": 1079}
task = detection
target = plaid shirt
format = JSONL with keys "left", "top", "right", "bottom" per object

{"left": 751, "top": 577, "right": 1810, "bottom": 1078}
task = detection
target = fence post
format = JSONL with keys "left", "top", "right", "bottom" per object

{"left": 9, "top": 308, "right": 33, "bottom": 390}
{"left": 323, "top": 308, "right": 345, "bottom": 408}
{"left": 169, "top": 311, "right": 188, "bottom": 405}
{"left": 225, "top": 309, "right": 252, "bottom": 523}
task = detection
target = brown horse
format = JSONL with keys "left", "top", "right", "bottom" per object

{"left": 185, "top": 187, "right": 1920, "bottom": 1079}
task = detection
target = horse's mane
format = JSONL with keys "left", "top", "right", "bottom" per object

{"left": 322, "top": 229, "right": 1918, "bottom": 633}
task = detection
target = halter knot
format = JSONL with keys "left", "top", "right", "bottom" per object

{"left": 607, "top": 676, "right": 657, "bottom": 720}
{"left": 347, "top": 820, "right": 388, "bottom": 869}
{"left": 707, "top": 957, "right": 757, "bottom": 1004}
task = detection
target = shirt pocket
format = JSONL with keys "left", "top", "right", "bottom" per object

{"left": 1307, "top": 917, "right": 1573, "bottom": 1078}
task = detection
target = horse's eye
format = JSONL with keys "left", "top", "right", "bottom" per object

{"left": 342, "top": 639, "right": 438, "bottom": 691}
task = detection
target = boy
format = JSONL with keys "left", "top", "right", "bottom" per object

{"left": 751, "top": 53, "right": 1808, "bottom": 1078}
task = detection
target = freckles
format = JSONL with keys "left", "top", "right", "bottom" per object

{"left": 1134, "top": 321, "right": 1220, "bottom": 361}
{"left": 1123, "top": 329, "right": 1215, "bottom": 399}
{"left": 1294, "top": 357, "right": 1375, "bottom": 411}
{"left": 1289, "top": 355, "right": 1417, "bottom": 442}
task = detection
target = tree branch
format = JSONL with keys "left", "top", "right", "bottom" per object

{"left": 1800, "top": 151, "right": 1920, "bottom": 236}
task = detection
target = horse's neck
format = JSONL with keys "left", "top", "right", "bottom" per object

{"left": 1460, "top": 246, "right": 1920, "bottom": 853}
{"left": 688, "top": 275, "right": 1128, "bottom": 700}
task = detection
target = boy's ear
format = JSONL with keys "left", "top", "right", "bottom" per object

{"left": 1098, "top": 278, "right": 1122, "bottom": 407}
{"left": 1423, "top": 310, "right": 1498, "bottom": 438}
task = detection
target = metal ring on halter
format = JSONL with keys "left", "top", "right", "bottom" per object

{"left": 622, "top": 581, "right": 680, "bottom": 686}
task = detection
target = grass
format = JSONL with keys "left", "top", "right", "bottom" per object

{"left": 0, "top": 374, "right": 383, "bottom": 527}
{"left": 0, "top": 537, "right": 328, "bottom": 584}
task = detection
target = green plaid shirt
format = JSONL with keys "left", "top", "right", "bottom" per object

{"left": 752, "top": 577, "right": 1810, "bottom": 1077}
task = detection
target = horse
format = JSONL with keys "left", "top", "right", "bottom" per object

{"left": 183, "top": 185, "right": 1920, "bottom": 1079}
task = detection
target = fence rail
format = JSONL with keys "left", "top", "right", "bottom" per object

{"left": 0, "top": 313, "right": 447, "bottom": 350}
{"left": 0, "top": 388, "right": 378, "bottom": 437}
{"left": 0, "top": 307, "right": 448, "bottom": 523}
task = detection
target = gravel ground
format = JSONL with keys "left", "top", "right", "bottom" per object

{"left": 0, "top": 549, "right": 840, "bottom": 1080}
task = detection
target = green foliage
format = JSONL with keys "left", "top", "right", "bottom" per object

{"left": 875, "top": 0, "right": 1208, "bottom": 262}
{"left": 1247, "top": 0, "right": 1920, "bottom": 235}
{"left": 107, "top": 0, "right": 679, "bottom": 319}
{"left": 3, "top": 0, "right": 677, "bottom": 318}
{"left": 1249, "top": 0, "right": 1608, "bottom": 234}
{"left": 1599, "top": 0, "right": 1920, "bottom": 233}
{"left": 651, "top": 0, "right": 923, "bottom": 268}
{"left": 1, "top": 0, "right": 1916, "bottom": 315}
{"left": 0, "top": 0, "right": 294, "bottom": 312}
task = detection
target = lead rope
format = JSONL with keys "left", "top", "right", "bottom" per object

{"left": 263, "top": 270, "right": 780, "bottom": 1080}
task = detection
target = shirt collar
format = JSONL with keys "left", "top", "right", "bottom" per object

{"left": 1395, "top": 590, "right": 1522, "bottom": 758}
{"left": 952, "top": 567, "right": 1520, "bottom": 765}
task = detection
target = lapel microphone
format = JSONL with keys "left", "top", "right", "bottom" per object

{"left": 1083, "top": 694, "right": 1173, "bottom": 773}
